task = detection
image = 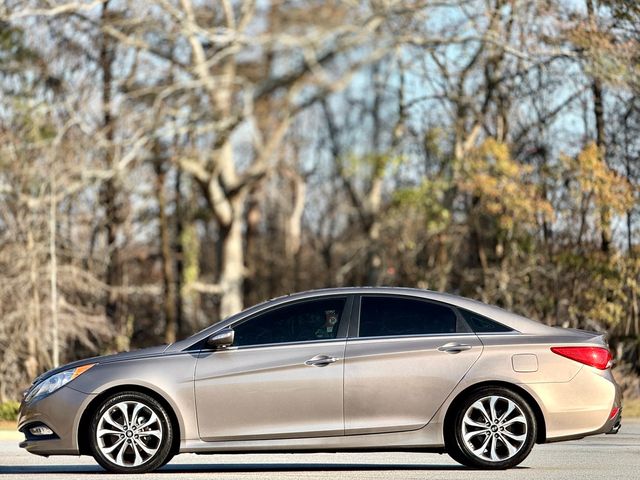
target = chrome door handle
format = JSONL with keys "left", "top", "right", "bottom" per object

{"left": 305, "top": 354, "right": 338, "bottom": 367}
{"left": 437, "top": 342, "right": 472, "bottom": 354}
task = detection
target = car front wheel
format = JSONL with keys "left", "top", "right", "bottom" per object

{"left": 89, "top": 391, "right": 174, "bottom": 474}
{"left": 445, "top": 386, "right": 537, "bottom": 469}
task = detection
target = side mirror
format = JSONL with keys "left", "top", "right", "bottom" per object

{"left": 206, "top": 328, "right": 235, "bottom": 349}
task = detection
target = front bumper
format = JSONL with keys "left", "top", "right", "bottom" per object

{"left": 18, "top": 386, "right": 95, "bottom": 456}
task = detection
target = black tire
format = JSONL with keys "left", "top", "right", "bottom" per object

{"left": 89, "top": 391, "right": 174, "bottom": 474}
{"left": 445, "top": 386, "right": 537, "bottom": 469}
{"left": 159, "top": 451, "right": 175, "bottom": 469}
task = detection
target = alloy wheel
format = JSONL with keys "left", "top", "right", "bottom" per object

{"left": 460, "top": 394, "right": 528, "bottom": 463}
{"left": 96, "top": 400, "right": 163, "bottom": 467}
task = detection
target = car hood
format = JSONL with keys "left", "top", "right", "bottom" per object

{"left": 31, "top": 344, "right": 169, "bottom": 386}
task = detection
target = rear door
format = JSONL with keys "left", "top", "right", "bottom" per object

{"left": 344, "top": 295, "right": 482, "bottom": 435}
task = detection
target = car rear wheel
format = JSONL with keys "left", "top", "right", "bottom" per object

{"left": 445, "top": 386, "right": 537, "bottom": 469}
{"left": 89, "top": 391, "right": 174, "bottom": 474}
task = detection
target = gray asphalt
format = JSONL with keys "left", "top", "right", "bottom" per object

{"left": 1, "top": 420, "right": 638, "bottom": 479}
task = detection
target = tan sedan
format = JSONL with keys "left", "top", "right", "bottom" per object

{"left": 18, "top": 287, "right": 622, "bottom": 473}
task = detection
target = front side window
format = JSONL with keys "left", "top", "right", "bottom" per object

{"left": 232, "top": 297, "right": 347, "bottom": 347}
{"left": 359, "top": 296, "right": 458, "bottom": 337}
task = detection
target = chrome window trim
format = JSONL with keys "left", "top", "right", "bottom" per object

{"left": 199, "top": 338, "right": 347, "bottom": 353}
{"left": 347, "top": 332, "right": 479, "bottom": 343}
{"left": 474, "top": 331, "right": 522, "bottom": 336}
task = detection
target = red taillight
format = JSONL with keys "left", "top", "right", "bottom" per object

{"left": 609, "top": 406, "right": 620, "bottom": 420}
{"left": 551, "top": 346, "right": 613, "bottom": 370}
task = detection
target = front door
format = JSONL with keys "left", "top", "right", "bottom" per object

{"left": 195, "top": 296, "right": 351, "bottom": 441}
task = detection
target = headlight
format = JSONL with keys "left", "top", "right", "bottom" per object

{"left": 25, "top": 364, "right": 96, "bottom": 403}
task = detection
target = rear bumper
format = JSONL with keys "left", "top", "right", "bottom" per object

{"left": 604, "top": 408, "right": 622, "bottom": 435}
{"left": 17, "top": 386, "right": 95, "bottom": 456}
{"left": 525, "top": 366, "right": 621, "bottom": 442}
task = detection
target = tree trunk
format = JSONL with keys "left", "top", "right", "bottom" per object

{"left": 284, "top": 169, "right": 306, "bottom": 261}
{"left": 586, "top": 0, "right": 611, "bottom": 254}
{"left": 49, "top": 174, "right": 59, "bottom": 367}
{"left": 100, "top": 1, "right": 124, "bottom": 345}
{"left": 243, "top": 184, "right": 262, "bottom": 303}
{"left": 366, "top": 220, "right": 382, "bottom": 285}
{"left": 218, "top": 200, "right": 245, "bottom": 318}
{"left": 174, "top": 168, "right": 184, "bottom": 337}
{"left": 26, "top": 230, "right": 40, "bottom": 378}
{"left": 287, "top": 172, "right": 306, "bottom": 291}
{"left": 593, "top": 77, "right": 611, "bottom": 254}
{"left": 154, "top": 160, "right": 178, "bottom": 344}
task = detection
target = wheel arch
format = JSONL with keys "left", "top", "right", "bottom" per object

{"left": 77, "top": 384, "right": 182, "bottom": 456}
{"left": 443, "top": 380, "right": 547, "bottom": 444}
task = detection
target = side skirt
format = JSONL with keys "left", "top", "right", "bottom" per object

{"left": 179, "top": 422, "right": 444, "bottom": 454}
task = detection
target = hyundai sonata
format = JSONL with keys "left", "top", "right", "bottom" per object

{"left": 18, "top": 287, "right": 622, "bottom": 473}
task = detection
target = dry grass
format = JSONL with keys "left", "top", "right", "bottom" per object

{"left": 0, "top": 420, "right": 16, "bottom": 430}
{"left": 624, "top": 398, "right": 640, "bottom": 418}
{"left": 0, "top": 420, "right": 20, "bottom": 440}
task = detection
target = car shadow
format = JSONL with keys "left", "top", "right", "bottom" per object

{"left": 0, "top": 462, "right": 527, "bottom": 474}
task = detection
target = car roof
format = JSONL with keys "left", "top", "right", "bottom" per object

{"left": 277, "top": 287, "right": 554, "bottom": 335}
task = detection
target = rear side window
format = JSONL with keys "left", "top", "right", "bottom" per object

{"left": 459, "top": 309, "right": 513, "bottom": 333}
{"left": 359, "top": 296, "right": 459, "bottom": 337}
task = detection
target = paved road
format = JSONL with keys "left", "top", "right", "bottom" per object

{"left": 1, "top": 421, "right": 638, "bottom": 480}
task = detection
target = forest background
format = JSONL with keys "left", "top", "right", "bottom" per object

{"left": 0, "top": 0, "right": 639, "bottom": 412}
